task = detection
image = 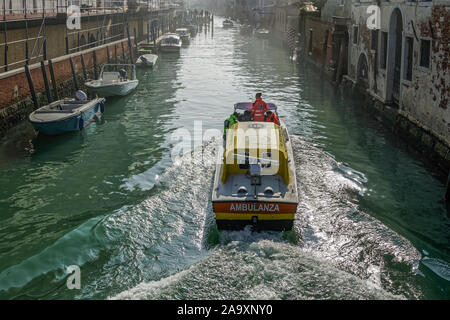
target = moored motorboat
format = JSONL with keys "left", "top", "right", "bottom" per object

{"left": 176, "top": 28, "right": 191, "bottom": 44}
{"left": 29, "top": 91, "right": 105, "bottom": 135}
{"left": 254, "top": 28, "right": 270, "bottom": 38}
{"left": 223, "top": 19, "right": 233, "bottom": 28}
{"left": 160, "top": 33, "right": 182, "bottom": 52}
{"left": 135, "top": 54, "right": 158, "bottom": 68}
{"left": 212, "top": 102, "right": 298, "bottom": 231}
{"left": 85, "top": 64, "right": 139, "bottom": 97}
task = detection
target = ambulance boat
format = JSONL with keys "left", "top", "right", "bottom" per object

{"left": 212, "top": 102, "right": 298, "bottom": 231}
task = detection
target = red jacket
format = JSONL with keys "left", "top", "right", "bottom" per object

{"left": 265, "top": 113, "right": 280, "bottom": 125}
{"left": 251, "top": 98, "right": 268, "bottom": 121}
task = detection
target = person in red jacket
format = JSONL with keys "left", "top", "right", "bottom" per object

{"left": 264, "top": 110, "right": 280, "bottom": 125}
{"left": 251, "top": 93, "right": 268, "bottom": 121}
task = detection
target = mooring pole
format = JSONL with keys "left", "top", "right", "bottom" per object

{"left": 80, "top": 54, "right": 87, "bottom": 81}
{"left": 65, "top": 35, "right": 69, "bottom": 54}
{"left": 121, "top": 41, "right": 125, "bottom": 63}
{"left": 48, "top": 59, "right": 59, "bottom": 101}
{"left": 133, "top": 27, "right": 138, "bottom": 53}
{"left": 127, "top": 25, "right": 134, "bottom": 64}
{"left": 24, "top": 65, "right": 39, "bottom": 109}
{"left": 106, "top": 45, "right": 110, "bottom": 63}
{"left": 40, "top": 61, "right": 52, "bottom": 103}
{"left": 43, "top": 39, "right": 47, "bottom": 61}
{"left": 93, "top": 50, "right": 98, "bottom": 79}
{"left": 69, "top": 56, "right": 79, "bottom": 91}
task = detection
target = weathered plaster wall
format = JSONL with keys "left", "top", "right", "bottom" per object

{"left": 350, "top": 1, "right": 450, "bottom": 144}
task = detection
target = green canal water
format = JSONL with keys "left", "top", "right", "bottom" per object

{"left": 0, "top": 17, "right": 449, "bottom": 299}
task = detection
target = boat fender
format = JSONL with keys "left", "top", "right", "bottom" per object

{"left": 99, "top": 100, "right": 105, "bottom": 113}
{"left": 75, "top": 90, "right": 88, "bottom": 101}
{"left": 79, "top": 117, "right": 84, "bottom": 130}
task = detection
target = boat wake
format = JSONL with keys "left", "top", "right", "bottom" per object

{"left": 0, "top": 136, "right": 425, "bottom": 299}
{"left": 111, "top": 135, "right": 423, "bottom": 299}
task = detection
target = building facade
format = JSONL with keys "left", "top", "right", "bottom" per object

{"left": 348, "top": 0, "right": 449, "bottom": 142}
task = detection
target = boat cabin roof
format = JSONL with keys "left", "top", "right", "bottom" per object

{"left": 222, "top": 121, "right": 290, "bottom": 185}
{"left": 225, "top": 121, "right": 286, "bottom": 154}
{"left": 162, "top": 33, "right": 180, "bottom": 39}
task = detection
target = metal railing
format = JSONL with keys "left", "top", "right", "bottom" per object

{"left": 0, "top": 0, "right": 176, "bottom": 21}
{"left": 0, "top": 0, "right": 178, "bottom": 72}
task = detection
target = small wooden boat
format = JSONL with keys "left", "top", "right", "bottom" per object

{"left": 135, "top": 54, "right": 158, "bottom": 68}
{"left": 29, "top": 93, "right": 105, "bottom": 135}
{"left": 160, "top": 33, "right": 182, "bottom": 53}
{"left": 176, "top": 28, "right": 191, "bottom": 44}
{"left": 212, "top": 102, "right": 298, "bottom": 231}
{"left": 85, "top": 64, "right": 139, "bottom": 97}
{"left": 254, "top": 28, "right": 270, "bottom": 38}
{"left": 223, "top": 19, "right": 233, "bottom": 28}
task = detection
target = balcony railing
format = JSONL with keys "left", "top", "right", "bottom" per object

{"left": 0, "top": 0, "right": 176, "bottom": 21}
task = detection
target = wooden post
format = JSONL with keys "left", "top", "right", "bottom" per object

{"left": 43, "top": 39, "right": 47, "bottom": 61}
{"left": 134, "top": 27, "right": 138, "bottom": 52}
{"left": 80, "top": 54, "right": 87, "bottom": 81}
{"left": 65, "top": 36, "right": 69, "bottom": 54}
{"left": 121, "top": 41, "right": 125, "bottom": 62}
{"left": 114, "top": 44, "right": 118, "bottom": 63}
{"left": 40, "top": 61, "right": 52, "bottom": 103}
{"left": 25, "top": 41, "right": 29, "bottom": 65}
{"left": 48, "top": 59, "right": 59, "bottom": 101}
{"left": 127, "top": 25, "right": 134, "bottom": 64}
{"left": 93, "top": 50, "right": 98, "bottom": 79}
{"left": 25, "top": 65, "right": 39, "bottom": 109}
{"left": 69, "top": 56, "right": 79, "bottom": 91}
{"left": 106, "top": 45, "right": 110, "bottom": 63}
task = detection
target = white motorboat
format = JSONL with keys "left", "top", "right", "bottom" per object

{"left": 160, "top": 33, "right": 182, "bottom": 52}
{"left": 135, "top": 54, "right": 158, "bottom": 68}
{"left": 85, "top": 64, "right": 139, "bottom": 97}
{"left": 175, "top": 28, "right": 191, "bottom": 44}
{"left": 254, "top": 28, "right": 270, "bottom": 38}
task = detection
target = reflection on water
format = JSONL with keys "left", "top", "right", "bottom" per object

{"left": 0, "top": 17, "right": 448, "bottom": 300}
